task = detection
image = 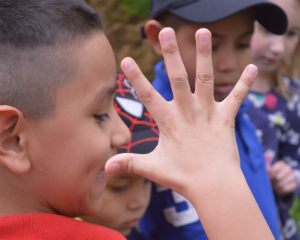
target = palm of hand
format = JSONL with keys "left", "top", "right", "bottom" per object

{"left": 106, "top": 28, "right": 257, "bottom": 200}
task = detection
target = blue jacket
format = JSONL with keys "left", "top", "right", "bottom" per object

{"left": 140, "top": 61, "right": 281, "bottom": 240}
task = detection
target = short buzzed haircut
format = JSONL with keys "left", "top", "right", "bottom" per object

{"left": 0, "top": 0, "right": 104, "bottom": 119}
{"left": 157, "top": 13, "right": 190, "bottom": 32}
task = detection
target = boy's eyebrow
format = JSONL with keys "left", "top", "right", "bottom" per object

{"left": 211, "top": 31, "right": 254, "bottom": 39}
{"left": 115, "top": 175, "right": 130, "bottom": 180}
{"left": 93, "top": 83, "right": 117, "bottom": 102}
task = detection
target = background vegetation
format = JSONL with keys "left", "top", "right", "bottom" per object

{"left": 290, "top": 196, "right": 300, "bottom": 236}
{"left": 85, "top": 0, "right": 159, "bottom": 81}
{"left": 118, "top": 0, "right": 150, "bottom": 17}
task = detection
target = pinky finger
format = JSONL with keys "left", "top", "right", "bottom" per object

{"left": 222, "top": 65, "right": 257, "bottom": 119}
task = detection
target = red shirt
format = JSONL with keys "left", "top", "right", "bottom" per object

{"left": 0, "top": 213, "right": 125, "bottom": 239}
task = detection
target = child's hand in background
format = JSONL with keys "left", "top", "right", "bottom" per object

{"left": 268, "top": 161, "right": 298, "bottom": 196}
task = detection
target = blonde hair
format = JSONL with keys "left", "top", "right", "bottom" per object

{"left": 273, "top": 0, "right": 300, "bottom": 98}
{"left": 283, "top": 35, "right": 300, "bottom": 80}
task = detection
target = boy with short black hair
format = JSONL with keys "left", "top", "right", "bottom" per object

{"left": 0, "top": 0, "right": 130, "bottom": 238}
{"left": 140, "top": 0, "right": 287, "bottom": 239}
{"left": 0, "top": 0, "right": 285, "bottom": 239}
{"left": 80, "top": 73, "right": 159, "bottom": 240}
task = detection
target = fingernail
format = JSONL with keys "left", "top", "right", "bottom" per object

{"left": 162, "top": 30, "right": 174, "bottom": 43}
{"left": 199, "top": 32, "right": 210, "bottom": 44}
{"left": 247, "top": 65, "right": 258, "bottom": 77}
{"left": 122, "top": 58, "right": 134, "bottom": 71}
{"left": 109, "top": 163, "right": 120, "bottom": 173}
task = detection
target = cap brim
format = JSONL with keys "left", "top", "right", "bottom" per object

{"left": 170, "top": 0, "right": 287, "bottom": 35}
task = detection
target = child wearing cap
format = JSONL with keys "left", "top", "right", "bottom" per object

{"left": 141, "top": 0, "right": 287, "bottom": 239}
{"left": 0, "top": 0, "right": 282, "bottom": 239}
{"left": 80, "top": 73, "right": 159, "bottom": 240}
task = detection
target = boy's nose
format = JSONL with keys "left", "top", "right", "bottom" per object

{"left": 111, "top": 111, "right": 130, "bottom": 148}
{"left": 216, "top": 49, "right": 237, "bottom": 72}
{"left": 127, "top": 189, "right": 149, "bottom": 211}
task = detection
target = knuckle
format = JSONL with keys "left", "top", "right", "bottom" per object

{"left": 139, "top": 88, "right": 155, "bottom": 105}
{"left": 127, "top": 154, "right": 134, "bottom": 173}
{"left": 158, "top": 116, "right": 176, "bottom": 136}
{"left": 200, "top": 46, "right": 211, "bottom": 56}
{"left": 241, "top": 77, "right": 251, "bottom": 87}
{"left": 197, "top": 72, "right": 213, "bottom": 85}
{"left": 171, "top": 73, "right": 188, "bottom": 88}
{"left": 231, "top": 89, "right": 244, "bottom": 103}
{"left": 183, "top": 113, "right": 196, "bottom": 126}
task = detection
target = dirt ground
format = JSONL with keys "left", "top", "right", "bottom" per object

{"left": 87, "top": 0, "right": 161, "bottom": 81}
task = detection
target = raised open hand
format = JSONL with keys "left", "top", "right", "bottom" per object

{"left": 105, "top": 28, "right": 274, "bottom": 239}
{"left": 106, "top": 28, "right": 256, "bottom": 199}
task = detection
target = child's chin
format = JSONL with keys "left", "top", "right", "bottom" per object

{"left": 121, "top": 228, "right": 133, "bottom": 237}
{"left": 85, "top": 182, "right": 106, "bottom": 213}
{"left": 214, "top": 94, "right": 227, "bottom": 102}
{"left": 80, "top": 197, "right": 103, "bottom": 217}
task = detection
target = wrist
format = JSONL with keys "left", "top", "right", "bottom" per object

{"left": 183, "top": 164, "right": 245, "bottom": 206}
{"left": 182, "top": 164, "right": 272, "bottom": 239}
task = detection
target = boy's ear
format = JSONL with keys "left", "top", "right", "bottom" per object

{"left": 0, "top": 106, "right": 31, "bottom": 174}
{"left": 145, "top": 20, "right": 164, "bottom": 56}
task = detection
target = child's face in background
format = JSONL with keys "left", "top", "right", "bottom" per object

{"left": 81, "top": 172, "right": 152, "bottom": 236}
{"left": 251, "top": 0, "right": 300, "bottom": 74}
{"left": 25, "top": 32, "right": 130, "bottom": 217}
{"left": 175, "top": 10, "right": 254, "bottom": 101}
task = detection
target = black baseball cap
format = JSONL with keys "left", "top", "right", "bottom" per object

{"left": 150, "top": 0, "right": 287, "bottom": 35}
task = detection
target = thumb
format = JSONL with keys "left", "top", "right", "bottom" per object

{"left": 105, "top": 153, "right": 154, "bottom": 178}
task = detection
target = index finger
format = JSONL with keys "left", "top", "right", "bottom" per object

{"left": 121, "top": 57, "right": 168, "bottom": 124}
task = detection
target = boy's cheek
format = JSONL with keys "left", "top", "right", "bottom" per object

{"left": 108, "top": 148, "right": 118, "bottom": 159}
{"left": 242, "top": 50, "right": 252, "bottom": 65}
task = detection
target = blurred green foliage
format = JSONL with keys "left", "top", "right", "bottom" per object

{"left": 118, "top": 0, "right": 150, "bottom": 17}
{"left": 290, "top": 196, "right": 300, "bottom": 237}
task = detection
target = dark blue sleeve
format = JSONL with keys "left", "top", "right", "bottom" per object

{"left": 127, "top": 228, "right": 147, "bottom": 240}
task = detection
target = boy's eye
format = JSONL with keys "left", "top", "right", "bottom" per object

{"left": 237, "top": 43, "right": 250, "bottom": 50}
{"left": 212, "top": 45, "right": 218, "bottom": 52}
{"left": 94, "top": 113, "right": 110, "bottom": 122}
{"left": 110, "top": 185, "right": 128, "bottom": 193}
{"left": 287, "top": 30, "right": 299, "bottom": 37}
